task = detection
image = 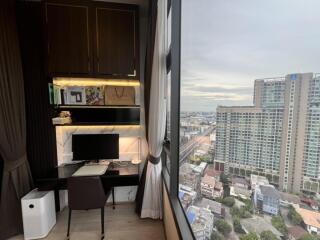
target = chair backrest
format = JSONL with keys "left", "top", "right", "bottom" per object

{"left": 68, "top": 176, "right": 106, "bottom": 210}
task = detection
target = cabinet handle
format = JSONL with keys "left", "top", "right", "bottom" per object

{"left": 128, "top": 70, "right": 136, "bottom": 77}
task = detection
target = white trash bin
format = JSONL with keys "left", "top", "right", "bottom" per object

{"left": 21, "top": 189, "right": 56, "bottom": 240}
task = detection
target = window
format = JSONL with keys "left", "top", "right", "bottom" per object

{"left": 165, "top": 0, "right": 320, "bottom": 239}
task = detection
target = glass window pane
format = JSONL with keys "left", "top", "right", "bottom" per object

{"left": 178, "top": 1, "right": 320, "bottom": 239}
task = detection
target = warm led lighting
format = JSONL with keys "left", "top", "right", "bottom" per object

{"left": 55, "top": 125, "right": 141, "bottom": 130}
{"left": 53, "top": 77, "right": 140, "bottom": 87}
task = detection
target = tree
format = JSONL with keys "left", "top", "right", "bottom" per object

{"left": 271, "top": 216, "right": 288, "bottom": 235}
{"left": 215, "top": 219, "right": 232, "bottom": 236}
{"left": 220, "top": 172, "right": 230, "bottom": 184}
{"left": 222, "top": 197, "right": 235, "bottom": 207}
{"left": 243, "top": 199, "right": 254, "bottom": 213}
{"left": 231, "top": 206, "right": 240, "bottom": 216}
{"left": 210, "top": 231, "right": 224, "bottom": 240}
{"left": 240, "top": 232, "right": 259, "bottom": 240}
{"left": 260, "top": 230, "right": 278, "bottom": 240}
{"left": 239, "top": 206, "right": 252, "bottom": 218}
{"left": 199, "top": 155, "right": 211, "bottom": 162}
{"left": 233, "top": 217, "right": 245, "bottom": 233}
{"left": 287, "top": 205, "right": 303, "bottom": 225}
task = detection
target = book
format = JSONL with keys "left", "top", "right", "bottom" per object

{"left": 85, "top": 86, "right": 104, "bottom": 105}
{"left": 66, "top": 87, "right": 86, "bottom": 105}
{"left": 53, "top": 85, "right": 62, "bottom": 105}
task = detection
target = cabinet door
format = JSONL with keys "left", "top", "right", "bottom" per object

{"left": 46, "top": 3, "right": 92, "bottom": 75}
{"left": 95, "top": 6, "right": 137, "bottom": 76}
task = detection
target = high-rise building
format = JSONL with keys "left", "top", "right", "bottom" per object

{"left": 215, "top": 73, "right": 320, "bottom": 194}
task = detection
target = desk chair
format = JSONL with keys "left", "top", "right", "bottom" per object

{"left": 67, "top": 176, "right": 111, "bottom": 240}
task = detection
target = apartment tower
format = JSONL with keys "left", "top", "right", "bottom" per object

{"left": 215, "top": 73, "right": 320, "bottom": 194}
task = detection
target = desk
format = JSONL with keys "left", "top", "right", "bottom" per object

{"left": 36, "top": 162, "right": 139, "bottom": 211}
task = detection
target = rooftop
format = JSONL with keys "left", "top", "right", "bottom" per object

{"left": 232, "top": 177, "right": 249, "bottom": 186}
{"left": 204, "top": 165, "right": 221, "bottom": 179}
{"left": 195, "top": 198, "right": 225, "bottom": 216}
{"left": 201, "top": 174, "right": 215, "bottom": 186}
{"left": 250, "top": 174, "right": 269, "bottom": 186}
{"left": 259, "top": 185, "right": 280, "bottom": 199}
{"left": 295, "top": 207, "right": 320, "bottom": 228}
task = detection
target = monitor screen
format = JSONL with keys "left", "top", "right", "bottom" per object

{"left": 72, "top": 134, "right": 119, "bottom": 161}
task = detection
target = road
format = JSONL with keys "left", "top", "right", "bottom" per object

{"left": 179, "top": 126, "right": 215, "bottom": 163}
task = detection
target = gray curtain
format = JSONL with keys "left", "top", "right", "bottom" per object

{"left": 0, "top": 0, "right": 33, "bottom": 239}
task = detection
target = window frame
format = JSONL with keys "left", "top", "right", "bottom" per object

{"left": 162, "top": 0, "right": 196, "bottom": 239}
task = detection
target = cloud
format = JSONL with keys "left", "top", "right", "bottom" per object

{"left": 180, "top": 0, "right": 320, "bottom": 111}
{"left": 183, "top": 85, "right": 252, "bottom": 95}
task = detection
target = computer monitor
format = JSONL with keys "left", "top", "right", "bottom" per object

{"left": 72, "top": 134, "right": 119, "bottom": 161}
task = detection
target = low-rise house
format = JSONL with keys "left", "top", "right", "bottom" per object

{"left": 288, "top": 226, "right": 308, "bottom": 240}
{"left": 179, "top": 163, "right": 201, "bottom": 191}
{"left": 230, "top": 177, "right": 251, "bottom": 199}
{"left": 254, "top": 184, "right": 280, "bottom": 215}
{"left": 250, "top": 174, "right": 269, "bottom": 191}
{"left": 232, "top": 177, "right": 249, "bottom": 189}
{"left": 201, "top": 174, "right": 223, "bottom": 200}
{"left": 196, "top": 198, "right": 225, "bottom": 218}
{"left": 186, "top": 206, "right": 214, "bottom": 240}
{"left": 295, "top": 207, "right": 320, "bottom": 235}
{"left": 179, "top": 184, "right": 197, "bottom": 210}
{"left": 279, "top": 192, "right": 300, "bottom": 207}
{"left": 204, "top": 164, "right": 221, "bottom": 181}
{"left": 193, "top": 162, "right": 207, "bottom": 175}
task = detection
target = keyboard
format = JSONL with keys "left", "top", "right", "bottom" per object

{"left": 72, "top": 165, "right": 109, "bottom": 177}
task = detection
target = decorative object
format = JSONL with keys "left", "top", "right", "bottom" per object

{"left": 52, "top": 111, "right": 72, "bottom": 125}
{"left": 105, "top": 86, "right": 135, "bottom": 105}
{"left": 86, "top": 86, "right": 104, "bottom": 105}
{"left": 66, "top": 87, "right": 86, "bottom": 105}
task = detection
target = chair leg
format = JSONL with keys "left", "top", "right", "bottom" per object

{"left": 67, "top": 208, "right": 72, "bottom": 240}
{"left": 112, "top": 188, "right": 115, "bottom": 209}
{"left": 101, "top": 207, "right": 105, "bottom": 240}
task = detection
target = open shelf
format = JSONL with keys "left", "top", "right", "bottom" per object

{"left": 54, "top": 105, "right": 140, "bottom": 109}
{"left": 53, "top": 107, "right": 140, "bottom": 126}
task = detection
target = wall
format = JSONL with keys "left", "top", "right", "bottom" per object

{"left": 163, "top": 184, "right": 180, "bottom": 240}
{"left": 56, "top": 125, "right": 141, "bottom": 164}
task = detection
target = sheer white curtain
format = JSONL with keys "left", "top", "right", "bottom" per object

{"left": 140, "top": 0, "right": 167, "bottom": 219}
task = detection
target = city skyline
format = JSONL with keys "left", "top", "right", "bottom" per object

{"left": 181, "top": 0, "right": 320, "bottom": 112}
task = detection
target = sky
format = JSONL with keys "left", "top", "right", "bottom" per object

{"left": 180, "top": 0, "right": 320, "bottom": 112}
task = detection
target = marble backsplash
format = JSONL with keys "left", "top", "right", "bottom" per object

{"left": 56, "top": 125, "right": 141, "bottom": 165}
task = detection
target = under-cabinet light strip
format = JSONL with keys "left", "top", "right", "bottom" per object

{"left": 53, "top": 77, "right": 140, "bottom": 87}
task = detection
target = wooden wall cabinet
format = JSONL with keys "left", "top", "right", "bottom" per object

{"left": 45, "top": 1, "right": 139, "bottom": 79}
{"left": 46, "top": 3, "right": 92, "bottom": 75}
{"left": 95, "top": 4, "right": 137, "bottom": 76}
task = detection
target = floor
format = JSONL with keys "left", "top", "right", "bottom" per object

{"left": 10, "top": 203, "right": 166, "bottom": 240}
